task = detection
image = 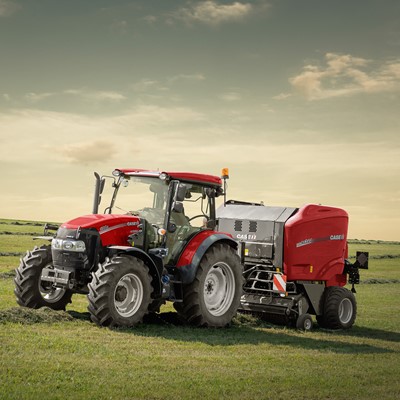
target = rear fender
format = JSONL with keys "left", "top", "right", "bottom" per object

{"left": 175, "top": 231, "right": 238, "bottom": 284}
{"left": 108, "top": 246, "right": 163, "bottom": 297}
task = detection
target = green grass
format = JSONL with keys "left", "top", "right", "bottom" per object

{"left": 0, "top": 235, "right": 50, "bottom": 254}
{"left": 0, "top": 218, "right": 399, "bottom": 399}
{"left": 348, "top": 240, "right": 400, "bottom": 258}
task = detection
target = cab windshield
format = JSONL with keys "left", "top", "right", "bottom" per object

{"left": 112, "top": 176, "right": 169, "bottom": 226}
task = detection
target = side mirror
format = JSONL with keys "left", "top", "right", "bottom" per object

{"left": 176, "top": 184, "right": 187, "bottom": 202}
{"left": 205, "top": 188, "right": 216, "bottom": 198}
{"left": 173, "top": 202, "right": 184, "bottom": 213}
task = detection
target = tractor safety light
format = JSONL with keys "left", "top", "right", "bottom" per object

{"left": 221, "top": 168, "right": 229, "bottom": 179}
{"left": 158, "top": 228, "right": 166, "bottom": 236}
{"left": 52, "top": 238, "right": 86, "bottom": 252}
{"left": 159, "top": 173, "right": 168, "bottom": 181}
{"left": 112, "top": 169, "right": 121, "bottom": 177}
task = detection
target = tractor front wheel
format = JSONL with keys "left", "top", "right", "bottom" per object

{"left": 317, "top": 286, "right": 357, "bottom": 330}
{"left": 14, "top": 245, "right": 73, "bottom": 310}
{"left": 180, "top": 244, "right": 243, "bottom": 327}
{"left": 87, "top": 255, "right": 153, "bottom": 327}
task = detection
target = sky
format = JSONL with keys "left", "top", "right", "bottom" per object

{"left": 0, "top": 0, "right": 399, "bottom": 241}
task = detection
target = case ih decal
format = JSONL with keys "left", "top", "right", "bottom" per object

{"left": 296, "top": 234, "right": 345, "bottom": 248}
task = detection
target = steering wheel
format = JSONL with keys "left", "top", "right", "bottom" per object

{"left": 188, "top": 214, "right": 208, "bottom": 223}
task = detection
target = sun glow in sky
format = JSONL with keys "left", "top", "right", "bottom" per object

{"left": 0, "top": 0, "right": 399, "bottom": 240}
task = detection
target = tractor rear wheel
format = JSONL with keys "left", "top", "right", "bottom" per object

{"left": 87, "top": 255, "right": 153, "bottom": 327}
{"left": 14, "top": 245, "right": 73, "bottom": 310}
{"left": 180, "top": 244, "right": 243, "bottom": 327}
{"left": 317, "top": 286, "right": 356, "bottom": 330}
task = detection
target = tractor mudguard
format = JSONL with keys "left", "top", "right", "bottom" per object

{"left": 108, "top": 246, "right": 163, "bottom": 297}
{"left": 175, "top": 231, "right": 238, "bottom": 284}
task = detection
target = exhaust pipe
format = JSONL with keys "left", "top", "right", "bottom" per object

{"left": 92, "top": 172, "right": 103, "bottom": 214}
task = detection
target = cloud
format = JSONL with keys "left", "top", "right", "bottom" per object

{"left": 132, "top": 79, "right": 169, "bottom": 92}
{"left": 25, "top": 92, "right": 54, "bottom": 103}
{"left": 289, "top": 53, "right": 400, "bottom": 100}
{"left": 219, "top": 91, "right": 241, "bottom": 101}
{"left": 273, "top": 92, "right": 292, "bottom": 100}
{"left": 113, "top": 104, "right": 205, "bottom": 129}
{"left": 56, "top": 139, "right": 117, "bottom": 164}
{"left": 0, "top": 0, "right": 20, "bottom": 17}
{"left": 110, "top": 20, "right": 128, "bottom": 34}
{"left": 171, "top": 1, "right": 253, "bottom": 26}
{"left": 132, "top": 75, "right": 205, "bottom": 93}
{"left": 143, "top": 15, "right": 157, "bottom": 24}
{"left": 18, "top": 89, "right": 127, "bottom": 105}
{"left": 168, "top": 73, "right": 206, "bottom": 83}
{"left": 64, "top": 89, "right": 127, "bottom": 102}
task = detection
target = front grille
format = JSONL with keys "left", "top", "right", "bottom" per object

{"left": 52, "top": 249, "right": 88, "bottom": 270}
{"left": 52, "top": 227, "right": 101, "bottom": 271}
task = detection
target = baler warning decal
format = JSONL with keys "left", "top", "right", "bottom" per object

{"left": 273, "top": 274, "right": 287, "bottom": 293}
{"left": 296, "top": 234, "right": 345, "bottom": 248}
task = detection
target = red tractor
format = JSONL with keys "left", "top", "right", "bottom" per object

{"left": 14, "top": 168, "right": 367, "bottom": 330}
{"left": 15, "top": 169, "right": 243, "bottom": 327}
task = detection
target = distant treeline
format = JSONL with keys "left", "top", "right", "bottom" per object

{"left": 348, "top": 239, "right": 400, "bottom": 245}
{"left": 348, "top": 254, "right": 400, "bottom": 260}
{"left": 0, "top": 221, "right": 43, "bottom": 227}
{"left": 0, "top": 232, "right": 40, "bottom": 236}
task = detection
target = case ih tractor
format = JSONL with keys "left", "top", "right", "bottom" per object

{"left": 14, "top": 168, "right": 367, "bottom": 330}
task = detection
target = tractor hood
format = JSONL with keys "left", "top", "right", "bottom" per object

{"left": 61, "top": 214, "right": 141, "bottom": 232}
{"left": 61, "top": 214, "right": 142, "bottom": 247}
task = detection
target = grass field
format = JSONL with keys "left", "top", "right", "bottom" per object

{"left": 0, "top": 219, "right": 399, "bottom": 399}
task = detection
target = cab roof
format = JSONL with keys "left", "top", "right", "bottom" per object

{"left": 114, "top": 168, "right": 222, "bottom": 187}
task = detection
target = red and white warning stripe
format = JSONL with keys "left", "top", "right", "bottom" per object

{"left": 273, "top": 273, "right": 287, "bottom": 293}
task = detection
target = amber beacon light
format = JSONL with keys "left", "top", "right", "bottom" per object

{"left": 221, "top": 167, "right": 229, "bottom": 179}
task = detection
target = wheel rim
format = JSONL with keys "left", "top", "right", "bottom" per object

{"left": 39, "top": 264, "right": 67, "bottom": 303}
{"left": 114, "top": 273, "right": 143, "bottom": 318}
{"left": 204, "top": 262, "right": 235, "bottom": 317}
{"left": 304, "top": 318, "right": 312, "bottom": 330}
{"left": 338, "top": 298, "right": 353, "bottom": 324}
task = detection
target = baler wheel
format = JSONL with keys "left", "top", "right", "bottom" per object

{"left": 14, "top": 245, "right": 73, "bottom": 310}
{"left": 317, "top": 286, "right": 356, "bottom": 330}
{"left": 180, "top": 243, "right": 243, "bottom": 327}
{"left": 296, "top": 313, "right": 313, "bottom": 331}
{"left": 87, "top": 255, "right": 153, "bottom": 327}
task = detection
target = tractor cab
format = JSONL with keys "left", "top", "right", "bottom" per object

{"left": 94, "top": 169, "right": 223, "bottom": 263}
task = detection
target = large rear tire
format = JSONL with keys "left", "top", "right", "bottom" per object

{"left": 317, "top": 286, "right": 356, "bottom": 329}
{"left": 14, "top": 245, "right": 73, "bottom": 310}
{"left": 180, "top": 244, "right": 243, "bottom": 327}
{"left": 87, "top": 255, "right": 153, "bottom": 327}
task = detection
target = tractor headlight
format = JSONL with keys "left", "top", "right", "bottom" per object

{"left": 52, "top": 239, "right": 86, "bottom": 252}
